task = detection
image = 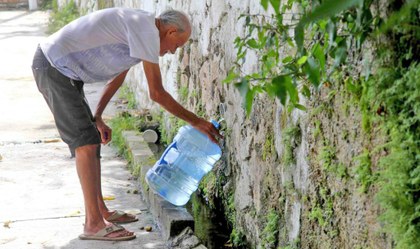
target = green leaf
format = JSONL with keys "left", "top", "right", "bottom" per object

{"left": 286, "top": 79, "right": 299, "bottom": 104}
{"left": 312, "top": 43, "right": 325, "bottom": 71}
{"left": 268, "top": 75, "right": 289, "bottom": 105}
{"left": 286, "top": 37, "right": 295, "bottom": 47}
{"left": 247, "top": 39, "right": 260, "bottom": 49}
{"left": 223, "top": 69, "right": 238, "bottom": 84}
{"left": 304, "top": 56, "right": 321, "bottom": 88}
{"left": 326, "top": 20, "right": 336, "bottom": 48}
{"left": 300, "top": 0, "right": 362, "bottom": 24}
{"left": 234, "top": 78, "right": 249, "bottom": 99}
{"left": 294, "top": 24, "right": 305, "bottom": 54}
{"left": 269, "top": 0, "right": 281, "bottom": 14}
{"left": 261, "top": 0, "right": 269, "bottom": 10}
{"left": 302, "top": 85, "right": 311, "bottom": 98}
{"left": 333, "top": 45, "right": 347, "bottom": 67}
{"left": 294, "top": 103, "right": 307, "bottom": 111}
{"left": 245, "top": 16, "right": 251, "bottom": 25}
{"left": 295, "top": 0, "right": 362, "bottom": 51}
{"left": 282, "top": 56, "right": 294, "bottom": 64}
{"left": 318, "top": 19, "right": 329, "bottom": 31}
{"left": 245, "top": 87, "right": 256, "bottom": 116}
{"left": 258, "top": 30, "right": 266, "bottom": 45}
{"left": 297, "top": 56, "right": 308, "bottom": 65}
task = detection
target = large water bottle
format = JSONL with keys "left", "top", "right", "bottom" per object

{"left": 145, "top": 120, "right": 222, "bottom": 206}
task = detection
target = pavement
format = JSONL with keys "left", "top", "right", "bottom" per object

{"left": 0, "top": 10, "right": 166, "bottom": 249}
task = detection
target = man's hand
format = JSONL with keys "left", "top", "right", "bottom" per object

{"left": 94, "top": 117, "right": 112, "bottom": 144}
{"left": 191, "top": 118, "right": 223, "bottom": 144}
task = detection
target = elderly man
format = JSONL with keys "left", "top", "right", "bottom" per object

{"left": 32, "top": 7, "right": 221, "bottom": 241}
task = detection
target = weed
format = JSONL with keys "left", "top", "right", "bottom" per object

{"left": 313, "top": 120, "right": 321, "bottom": 139}
{"left": 261, "top": 210, "right": 280, "bottom": 249}
{"left": 308, "top": 187, "right": 335, "bottom": 234}
{"left": 318, "top": 141, "right": 348, "bottom": 179}
{"left": 47, "top": 0, "right": 80, "bottom": 34}
{"left": 282, "top": 125, "right": 301, "bottom": 167}
{"left": 225, "top": 193, "right": 247, "bottom": 247}
{"left": 97, "top": 0, "right": 114, "bottom": 10}
{"left": 178, "top": 86, "right": 189, "bottom": 104}
{"left": 262, "top": 132, "right": 275, "bottom": 161}
{"left": 353, "top": 149, "right": 374, "bottom": 193}
{"left": 118, "top": 85, "right": 137, "bottom": 109}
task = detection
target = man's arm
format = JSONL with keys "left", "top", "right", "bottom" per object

{"left": 94, "top": 69, "right": 129, "bottom": 144}
{"left": 143, "top": 61, "right": 222, "bottom": 143}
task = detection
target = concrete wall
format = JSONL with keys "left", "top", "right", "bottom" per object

{"left": 57, "top": 0, "right": 392, "bottom": 248}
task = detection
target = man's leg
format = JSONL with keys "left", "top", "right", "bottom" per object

{"left": 75, "top": 144, "right": 133, "bottom": 237}
{"left": 93, "top": 146, "right": 137, "bottom": 223}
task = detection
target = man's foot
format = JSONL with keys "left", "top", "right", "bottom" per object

{"left": 79, "top": 223, "right": 136, "bottom": 241}
{"left": 105, "top": 210, "right": 138, "bottom": 224}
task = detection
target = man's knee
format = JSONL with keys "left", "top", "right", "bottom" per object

{"left": 75, "top": 144, "right": 101, "bottom": 158}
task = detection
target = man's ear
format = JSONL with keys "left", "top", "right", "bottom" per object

{"left": 167, "top": 26, "right": 178, "bottom": 37}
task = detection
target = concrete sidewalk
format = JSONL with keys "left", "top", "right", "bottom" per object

{"left": 0, "top": 10, "right": 165, "bottom": 249}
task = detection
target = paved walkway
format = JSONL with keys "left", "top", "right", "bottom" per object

{"left": 0, "top": 10, "right": 165, "bottom": 249}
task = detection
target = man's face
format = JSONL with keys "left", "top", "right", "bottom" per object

{"left": 159, "top": 27, "right": 191, "bottom": 56}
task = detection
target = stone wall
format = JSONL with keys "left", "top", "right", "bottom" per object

{"left": 58, "top": 0, "right": 392, "bottom": 248}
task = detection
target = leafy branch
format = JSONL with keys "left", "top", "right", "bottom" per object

{"left": 224, "top": 0, "right": 376, "bottom": 116}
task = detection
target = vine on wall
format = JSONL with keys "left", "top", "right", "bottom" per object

{"left": 224, "top": 0, "right": 419, "bottom": 248}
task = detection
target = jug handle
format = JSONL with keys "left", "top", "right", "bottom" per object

{"left": 157, "top": 141, "right": 178, "bottom": 165}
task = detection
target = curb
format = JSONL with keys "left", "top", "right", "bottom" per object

{"left": 121, "top": 130, "right": 195, "bottom": 239}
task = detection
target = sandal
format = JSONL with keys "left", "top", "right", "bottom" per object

{"left": 79, "top": 224, "right": 136, "bottom": 241}
{"left": 106, "top": 210, "right": 138, "bottom": 224}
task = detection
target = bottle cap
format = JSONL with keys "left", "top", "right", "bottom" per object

{"left": 211, "top": 120, "right": 220, "bottom": 129}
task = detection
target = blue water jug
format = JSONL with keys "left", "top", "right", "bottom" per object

{"left": 145, "top": 120, "right": 222, "bottom": 206}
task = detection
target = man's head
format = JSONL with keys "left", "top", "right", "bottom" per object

{"left": 157, "top": 10, "right": 191, "bottom": 56}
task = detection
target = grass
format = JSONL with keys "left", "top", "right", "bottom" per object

{"left": 47, "top": 0, "right": 80, "bottom": 34}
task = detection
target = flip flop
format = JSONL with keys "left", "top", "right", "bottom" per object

{"left": 106, "top": 210, "right": 139, "bottom": 224}
{"left": 79, "top": 224, "right": 136, "bottom": 241}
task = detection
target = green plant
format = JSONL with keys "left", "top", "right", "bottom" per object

{"left": 47, "top": 0, "right": 80, "bottom": 34}
{"left": 40, "top": 0, "right": 53, "bottom": 10}
{"left": 318, "top": 141, "right": 348, "bottom": 178}
{"left": 178, "top": 86, "right": 189, "bottom": 104}
{"left": 199, "top": 171, "right": 217, "bottom": 207}
{"left": 108, "top": 113, "right": 138, "bottom": 161}
{"left": 308, "top": 204, "right": 325, "bottom": 227}
{"left": 225, "top": 193, "right": 247, "bottom": 247}
{"left": 312, "top": 120, "right": 321, "bottom": 139}
{"left": 373, "top": 64, "right": 420, "bottom": 249}
{"left": 224, "top": 0, "right": 378, "bottom": 116}
{"left": 262, "top": 132, "right": 276, "bottom": 161}
{"left": 356, "top": 1, "right": 419, "bottom": 246}
{"left": 353, "top": 149, "right": 374, "bottom": 193}
{"left": 118, "top": 85, "right": 137, "bottom": 109}
{"left": 282, "top": 125, "right": 301, "bottom": 166}
{"left": 308, "top": 187, "right": 334, "bottom": 231}
{"left": 97, "top": 0, "right": 114, "bottom": 9}
{"left": 261, "top": 210, "right": 280, "bottom": 249}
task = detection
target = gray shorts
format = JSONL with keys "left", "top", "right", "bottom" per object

{"left": 32, "top": 46, "right": 101, "bottom": 154}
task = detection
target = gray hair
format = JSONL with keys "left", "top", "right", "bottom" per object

{"left": 158, "top": 9, "right": 191, "bottom": 33}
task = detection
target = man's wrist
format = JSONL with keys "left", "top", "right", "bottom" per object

{"left": 93, "top": 115, "right": 103, "bottom": 122}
